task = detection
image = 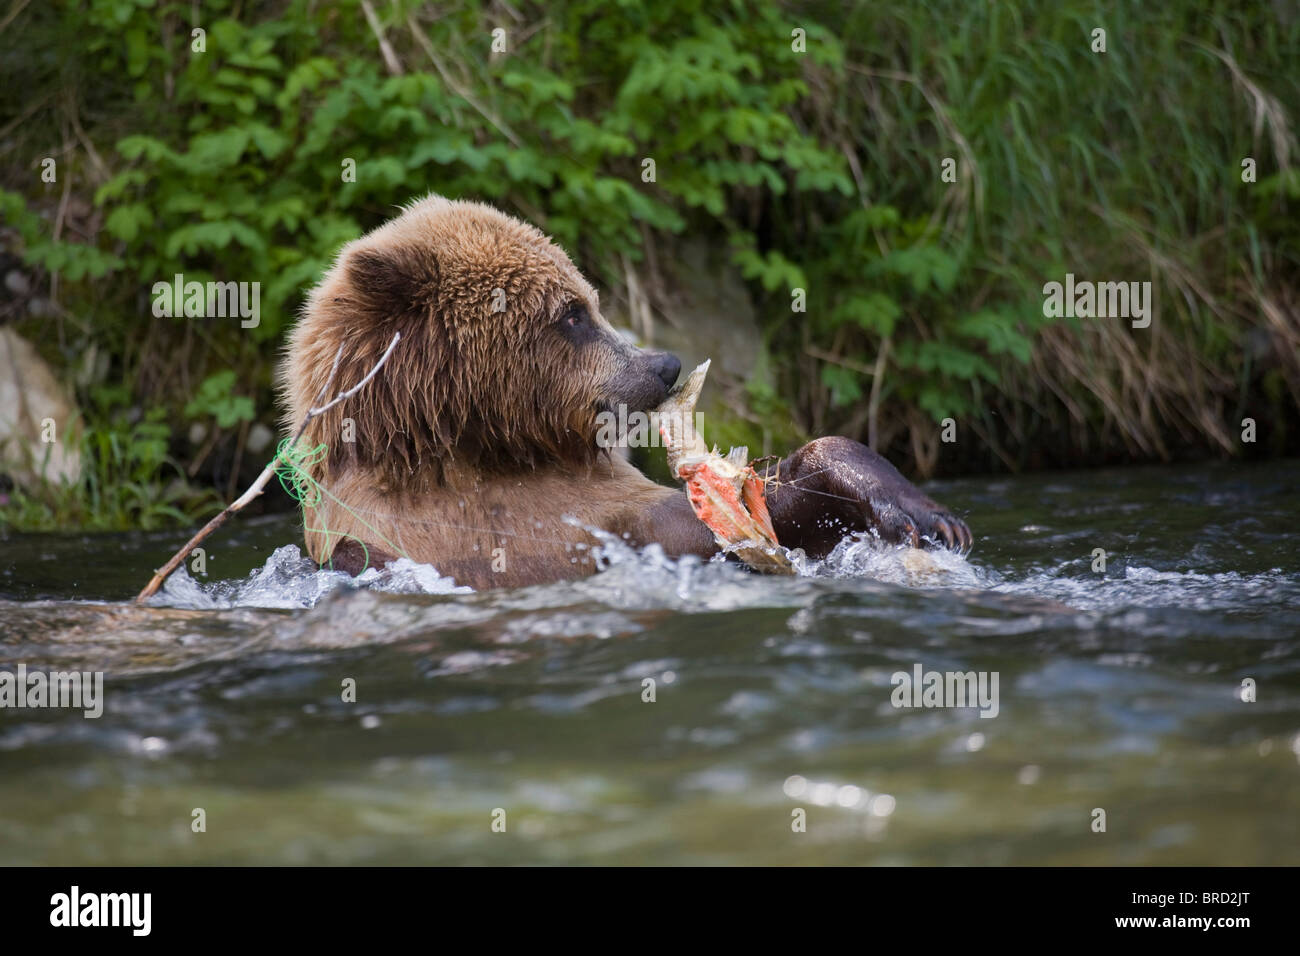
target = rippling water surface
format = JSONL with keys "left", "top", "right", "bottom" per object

{"left": 1, "top": 460, "right": 1298, "bottom": 864}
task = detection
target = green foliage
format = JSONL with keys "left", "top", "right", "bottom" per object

{"left": 0, "top": 190, "right": 122, "bottom": 281}
{"left": 0, "top": 0, "right": 1297, "bottom": 532}
{"left": 184, "top": 371, "right": 255, "bottom": 429}
{"left": 1, "top": 406, "right": 219, "bottom": 532}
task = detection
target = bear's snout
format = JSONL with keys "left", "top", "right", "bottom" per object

{"left": 648, "top": 350, "right": 681, "bottom": 389}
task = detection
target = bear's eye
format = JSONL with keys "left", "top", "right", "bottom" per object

{"left": 562, "top": 303, "right": 589, "bottom": 328}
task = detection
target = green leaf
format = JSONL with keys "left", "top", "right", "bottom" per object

{"left": 184, "top": 371, "right": 256, "bottom": 429}
{"left": 820, "top": 364, "right": 864, "bottom": 408}
{"left": 832, "top": 293, "right": 901, "bottom": 336}
{"left": 104, "top": 204, "right": 152, "bottom": 242}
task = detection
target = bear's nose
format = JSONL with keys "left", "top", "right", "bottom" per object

{"left": 651, "top": 350, "right": 681, "bottom": 388}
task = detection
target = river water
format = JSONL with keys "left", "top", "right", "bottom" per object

{"left": 1, "top": 460, "right": 1297, "bottom": 864}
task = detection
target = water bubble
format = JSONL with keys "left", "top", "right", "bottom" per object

{"left": 869, "top": 794, "right": 897, "bottom": 817}
{"left": 836, "top": 785, "right": 864, "bottom": 807}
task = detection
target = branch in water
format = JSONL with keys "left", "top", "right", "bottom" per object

{"left": 134, "top": 332, "right": 401, "bottom": 604}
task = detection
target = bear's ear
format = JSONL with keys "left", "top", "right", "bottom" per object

{"left": 345, "top": 246, "right": 440, "bottom": 320}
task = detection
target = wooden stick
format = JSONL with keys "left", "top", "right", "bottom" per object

{"left": 134, "top": 333, "right": 401, "bottom": 604}
{"left": 360, "top": 0, "right": 404, "bottom": 77}
{"left": 405, "top": 13, "right": 524, "bottom": 148}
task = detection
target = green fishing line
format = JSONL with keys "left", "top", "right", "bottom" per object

{"left": 272, "top": 438, "right": 413, "bottom": 573}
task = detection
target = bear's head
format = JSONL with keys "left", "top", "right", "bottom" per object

{"left": 283, "top": 194, "right": 680, "bottom": 484}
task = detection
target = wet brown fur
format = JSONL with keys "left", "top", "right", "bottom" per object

{"left": 281, "top": 195, "right": 973, "bottom": 590}
{"left": 279, "top": 195, "right": 698, "bottom": 589}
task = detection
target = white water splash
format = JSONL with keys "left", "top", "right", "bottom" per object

{"left": 793, "top": 532, "right": 982, "bottom": 588}
{"left": 150, "top": 545, "right": 468, "bottom": 610}
{"left": 149, "top": 525, "right": 980, "bottom": 613}
{"left": 992, "top": 561, "right": 1299, "bottom": 612}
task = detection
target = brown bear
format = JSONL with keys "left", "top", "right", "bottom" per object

{"left": 280, "top": 194, "right": 971, "bottom": 589}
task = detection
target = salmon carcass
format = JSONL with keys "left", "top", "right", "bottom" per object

{"left": 655, "top": 361, "right": 794, "bottom": 574}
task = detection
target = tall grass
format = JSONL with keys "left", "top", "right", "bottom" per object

{"left": 0, "top": 0, "right": 1296, "bottom": 533}
{"left": 776, "top": 0, "right": 1299, "bottom": 472}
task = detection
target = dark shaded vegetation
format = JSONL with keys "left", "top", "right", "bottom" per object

{"left": 2, "top": 0, "right": 1297, "bottom": 529}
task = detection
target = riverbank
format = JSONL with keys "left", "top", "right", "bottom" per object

{"left": 2, "top": 1, "right": 1297, "bottom": 532}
